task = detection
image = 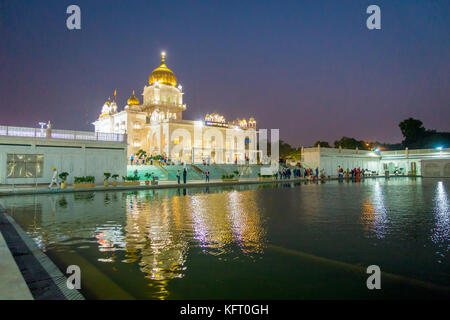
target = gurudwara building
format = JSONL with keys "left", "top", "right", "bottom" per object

{"left": 93, "top": 52, "right": 258, "bottom": 164}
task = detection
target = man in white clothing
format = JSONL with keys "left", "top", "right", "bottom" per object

{"left": 49, "top": 168, "right": 59, "bottom": 188}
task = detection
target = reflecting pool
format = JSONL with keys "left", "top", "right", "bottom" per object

{"left": 1, "top": 178, "right": 449, "bottom": 299}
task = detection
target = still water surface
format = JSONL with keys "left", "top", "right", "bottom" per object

{"left": 1, "top": 178, "right": 449, "bottom": 299}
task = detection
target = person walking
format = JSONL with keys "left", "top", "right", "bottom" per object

{"left": 48, "top": 168, "right": 59, "bottom": 189}
{"left": 176, "top": 169, "right": 181, "bottom": 184}
{"left": 205, "top": 170, "right": 210, "bottom": 182}
{"left": 183, "top": 168, "right": 187, "bottom": 184}
{"left": 130, "top": 154, "right": 134, "bottom": 165}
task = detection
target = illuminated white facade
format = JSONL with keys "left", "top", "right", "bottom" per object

{"left": 302, "top": 146, "right": 450, "bottom": 177}
{"left": 93, "top": 53, "right": 257, "bottom": 164}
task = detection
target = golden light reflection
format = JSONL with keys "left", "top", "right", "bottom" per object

{"left": 431, "top": 181, "right": 449, "bottom": 247}
{"left": 226, "top": 191, "right": 266, "bottom": 256}
{"left": 188, "top": 194, "right": 234, "bottom": 253}
{"left": 119, "top": 188, "right": 267, "bottom": 299}
{"left": 124, "top": 192, "right": 188, "bottom": 299}
{"left": 361, "top": 181, "right": 388, "bottom": 238}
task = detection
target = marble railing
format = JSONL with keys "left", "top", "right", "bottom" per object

{"left": 0, "top": 126, "right": 125, "bottom": 142}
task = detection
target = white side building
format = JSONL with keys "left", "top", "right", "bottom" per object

{"left": 0, "top": 126, "right": 127, "bottom": 184}
{"left": 301, "top": 146, "right": 450, "bottom": 177}
{"left": 302, "top": 146, "right": 381, "bottom": 176}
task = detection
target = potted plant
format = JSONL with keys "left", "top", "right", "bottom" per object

{"left": 59, "top": 172, "right": 69, "bottom": 189}
{"left": 144, "top": 172, "right": 152, "bottom": 185}
{"left": 104, "top": 172, "right": 111, "bottom": 187}
{"left": 122, "top": 175, "right": 140, "bottom": 186}
{"left": 221, "top": 174, "right": 238, "bottom": 182}
{"left": 74, "top": 176, "right": 95, "bottom": 188}
{"left": 258, "top": 173, "right": 275, "bottom": 181}
{"left": 111, "top": 174, "right": 119, "bottom": 186}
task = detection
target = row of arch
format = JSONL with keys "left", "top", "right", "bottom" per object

{"left": 145, "top": 127, "right": 254, "bottom": 163}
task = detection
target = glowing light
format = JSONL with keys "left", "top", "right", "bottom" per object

{"left": 361, "top": 180, "right": 388, "bottom": 239}
{"left": 205, "top": 113, "right": 226, "bottom": 123}
{"left": 436, "top": 146, "right": 443, "bottom": 150}
{"left": 431, "top": 181, "right": 449, "bottom": 246}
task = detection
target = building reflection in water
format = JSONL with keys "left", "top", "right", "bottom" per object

{"left": 431, "top": 182, "right": 449, "bottom": 254}
{"left": 121, "top": 189, "right": 266, "bottom": 298}
{"left": 361, "top": 181, "right": 388, "bottom": 238}
{"left": 1, "top": 187, "right": 266, "bottom": 299}
{"left": 188, "top": 193, "right": 234, "bottom": 254}
{"left": 226, "top": 190, "right": 266, "bottom": 256}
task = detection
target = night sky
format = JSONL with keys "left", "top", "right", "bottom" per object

{"left": 0, "top": 0, "right": 449, "bottom": 147}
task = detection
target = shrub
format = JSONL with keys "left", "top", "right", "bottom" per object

{"left": 123, "top": 175, "right": 140, "bottom": 181}
{"left": 59, "top": 172, "right": 69, "bottom": 182}
{"left": 74, "top": 176, "right": 95, "bottom": 184}
{"left": 144, "top": 172, "right": 152, "bottom": 180}
{"left": 104, "top": 173, "right": 111, "bottom": 181}
{"left": 74, "top": 176, "right": 84, "bottom": 184}
{"left": 112, "top": 174, "right": 119, "bottom": 181}
{"left": 86, "top": 176, "right": 95, "bottom": 183}
{"left": 222, "top": 174, "right": 235, "bottom": 179}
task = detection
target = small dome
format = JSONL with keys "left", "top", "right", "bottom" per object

{"left": 127, "top": 90, "right": 140, "bottom": 106}
{"left": 149, "top": 52, "right": 177, "bottom": 87}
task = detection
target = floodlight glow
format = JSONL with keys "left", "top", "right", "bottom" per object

{"left": 436, "top": 146, "right": 443, "bottom": 150}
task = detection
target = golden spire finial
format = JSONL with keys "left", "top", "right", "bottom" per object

{"left": 149, "top": 51, "right": 177, "bottom": 86}
{"left": 127, "top": 90, "right": 140, "bottom": 106}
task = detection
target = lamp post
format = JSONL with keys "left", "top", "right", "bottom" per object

{"left": 38, "top": 122, "right": 46, "bottom": 137}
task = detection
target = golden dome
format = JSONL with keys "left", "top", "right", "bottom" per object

{"left": 148, "top": 52, "right": 177, "bottom": 87}
{"left": 127, "top": 90, "right": 140, "bottom": 106}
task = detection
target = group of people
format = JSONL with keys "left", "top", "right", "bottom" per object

{"left": 129, "top": 154, "right": 172, "bottom": 166}
{"left": 337, "top": 166, "right": 367, "bottom": 179}
{"left": 176, "top": 168, "right": 188, "bottom": 184}
{"left": 277, "top": 167, "right": 325, "bottom": 181}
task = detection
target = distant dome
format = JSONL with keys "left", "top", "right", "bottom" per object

{"left": 127, "top": 90, "right": 140, "bottom": 106}
{"left": 100, "top": 97, "right": 112, "bottom": 118}
{"left": 148, "top": 52, "right": 177, "bottom": 87}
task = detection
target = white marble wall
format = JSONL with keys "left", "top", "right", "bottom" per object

{"left": 0, "top": 136, "right": 127, "bottom": 184}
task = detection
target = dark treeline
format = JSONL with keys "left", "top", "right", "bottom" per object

{"left": 277, "top": 118, "right": 449, "bottom": 159}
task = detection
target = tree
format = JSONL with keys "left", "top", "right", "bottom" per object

{"left": 279, "top": 140, "right": 296, "bottom": 158}
{"left": 136, "top": 149, "right": 147, "bottom": 160}
{"left": 314, "top": 141, "right": 331, "bottom": 148}
{"left": 333, "top": 136, "right": 368, "bottom": 149}
{"left": 399, "top": 118, "right": 426, "bottom": 147}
